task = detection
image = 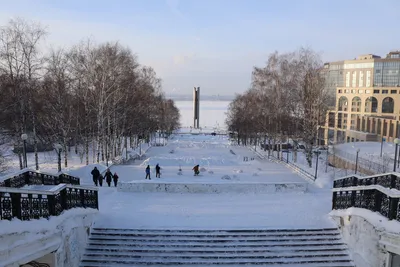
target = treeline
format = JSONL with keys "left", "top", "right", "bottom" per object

{"left": 226, "top": 48, "right": 329, "bottom": 167}
{"left": 0, "top": 18, "right": 180, "bottom": 170}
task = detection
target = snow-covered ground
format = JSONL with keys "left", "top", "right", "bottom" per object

{"left": 82, "top": 133, "right": 334, "bottom": 230}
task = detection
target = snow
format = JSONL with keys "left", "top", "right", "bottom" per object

{"left": 0, "top": 208, "right": 97, "bottom": 236}
{"left": 330, "top": 207, "right": 400, "bottom": 234}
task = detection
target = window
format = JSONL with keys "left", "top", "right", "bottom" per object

{"left": 359, "top": 71, "right": 364, "bottom": 87}
{"left": 366, "top": 90, "right": 371, "bottom": 93}
{"left": 374, "top": 89, "right": 380, "bottom": 93}
{"left": 376, "top": 69, "right": 381, "bottom": 73}
{"left": 345, "top": 89, "right": 349, "bottom": 93}
{"left": 358, "top": 90, "right": 364, "bottom": 93}
{"left": 366, "top": 71, "right": 371, "bottom": 87}
{"left": 352, "top": 71, "right": 357, "bottom": 87}
{"left": 391, "top": 90, "right": 397, "bottom": 94}
{"left": 351, "top": 90, "right": 356, "bottom": 94}
{"left": 346, "top": 72, "right": 350, "bottom": 87}
{"left": 382, "top": 90, "right": 389, "bottom": 94}
{"left": 338, "top": 89, "right": 342, "bottom": 93}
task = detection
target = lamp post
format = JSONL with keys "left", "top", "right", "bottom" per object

{"left": 355, "top": 148, "right": 360, "bottom": 174}
{"left": 21, "top": 133, "right": 28, "bottom": 169}
{"left": 55, "top": 143, "right": 63, "bottom": 172}
{"left": 394, "top": 138, "right": 400, "bottom": 172}
{"left": 314, "top": 150, "right": 321, "bottom": 180}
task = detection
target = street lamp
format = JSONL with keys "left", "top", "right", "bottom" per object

{"left": 54, "top": 143, "right": 63, "bottom": 172}
{"left": 314, "top": 150, "right": 321, "bottom": 180}
{"left": 394, "top": 138, "right": 400, "bottom": 172}
{"left": 355, "top": 148, "right": 360, "bottom": 174}
{"left": 21, "top": 133, "right": 28, "bottom": 169}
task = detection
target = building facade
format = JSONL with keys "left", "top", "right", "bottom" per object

{"left": 323, "top": 51, "right": 400, "bottom": 144}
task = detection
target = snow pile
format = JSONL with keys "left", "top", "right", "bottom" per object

{"left": 208, "top": 170, "right": 214, "bottom": 174}
{"left": 234, "top": 169, "right": 243, "bottom": 173}
{"left": 252, "top": 172, "right": 259, "bottom": 176}
{"left": 200, "top": 167, "right": 207, "bottom": 172}
{"left": 177, "top": 171, "right": 183, "bottom": 175}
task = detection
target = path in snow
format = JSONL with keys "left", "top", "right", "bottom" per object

{"left": 93, "top": 134, "right": 333, "bottom": 229}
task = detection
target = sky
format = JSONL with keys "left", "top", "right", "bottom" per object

{"left": 0, "top": 0, "right": 400, "bottom": 96}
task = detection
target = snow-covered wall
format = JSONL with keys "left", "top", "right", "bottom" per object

{"left": 330, "top": 208, "right": 400, "bottom": 267}
{"left": 1, "top": 208, "right": 97, "bottom": 267}
{"left": 118, "top": 181, "right": 308, "bottom": 193}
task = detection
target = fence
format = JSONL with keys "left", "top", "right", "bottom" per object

{"left": 333, "top": 147, "right": 389, "bottom": 174}
{"left": 0, "top": 184, "right": 98, "bottom": 220}
{"left": 0, "top": 170, "right": 80, "bottom": 188}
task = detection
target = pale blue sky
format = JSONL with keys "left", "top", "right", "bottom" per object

{"left": 0, "top": 0, "right": 399, "bottom": 95}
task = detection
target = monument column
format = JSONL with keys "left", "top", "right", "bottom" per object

{"left": 193, "top": 87, "right": 200, "bottom": 128}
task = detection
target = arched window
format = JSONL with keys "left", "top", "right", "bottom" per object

{"left": 338, "top": 96, "right": 348, "bottom": 111}
{"left": 365, "top": 97, "right": 378, "bottom": 113}
{"left": 351, "top": 97, "right": 361, "bottom": 112}
{"left": 382, "top": 97, "right": 394, "bottom": 113}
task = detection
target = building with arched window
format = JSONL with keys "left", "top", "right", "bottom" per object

{"left": 323, "top": 51, "right": 400, "bottom": 144}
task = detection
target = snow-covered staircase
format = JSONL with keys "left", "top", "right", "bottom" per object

{"left": 80, "top": 228, "right": 354, "bottom": 266}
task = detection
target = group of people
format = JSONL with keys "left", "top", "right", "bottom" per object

{"left": 91, "top": 167, "right": 119, "bottom": 187}
{"left": 145, "top": 164, "right": 161, "bottom": 180}
{"left": 145, "top": 164, "right": 200, "bottom": 179}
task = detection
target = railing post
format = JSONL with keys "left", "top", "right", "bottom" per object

{"left": 389, "top": 197, "right": 400, "bottom": 220}
{"left": 352, "top": 176, "right": 357, "bottom": 186}
{"left": 48, "top": 195, "right": 56, "bottom": 216}
{"left": 60, "top": 189, "right": 68, "bottom": 210}
{"left": 391, "top": 174, "right": 397, "bottom": 189}
{"left": 374, "top": 190, "right": 382, "bottom": 212}
{"left": 332, "top": 192, "right": 337, "bottom": 210}
{"left": 10, "top": 193, "right": 22, "bottom": 220}
{"left": 80, "top": 188, "right": 85, "bottom": 207}
{"left": 4, "top": 178, "right": 11, "bottom": 187}
{"left": 95, "top": 190, "right": 99, "bottom": 209}
{"left": 24, "top": 172, "right": 30, "bottom": 185}
{"left": 351, "top": 191, "right": 357, "bottom": 206}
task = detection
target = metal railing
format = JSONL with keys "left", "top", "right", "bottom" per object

{"left": 0, "top": 184, "right": 98, "bottom": 221}
{"left": 333, "top": 172, "right": 400, "bottom": 190}
{"left": 332, "top": 185, "right": 400, "bottom": 221}
{"left": 0, "top": 170, "right": 80, "bottom": 188}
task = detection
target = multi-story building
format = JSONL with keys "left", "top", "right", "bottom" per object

{"left": 323, "top": 51, "right": 400, "bottom": 144}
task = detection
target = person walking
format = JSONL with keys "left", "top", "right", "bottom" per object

{"left": 192, "top": 165, "right": 200, "bottom": 176}
{"left": 155, "top": 164, "right": 161, "bottom": 178}
{"left": 105, "top": 168, "right": 113, "bottom": 187}
{"left": 145, "top": 165, "right": 151, "bottom": 180}
{"left": 91, "top": 167, "right": 100, "bottom": 186}
{"left": 113, "top": 172, "right": 119, "bottom": 187}
{"left": 98, "top": 173, "right": 104, "bottom": 187}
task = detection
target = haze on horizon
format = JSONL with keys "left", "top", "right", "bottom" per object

{"left": 0, "top": 0, "right": 399, "bottom": 96}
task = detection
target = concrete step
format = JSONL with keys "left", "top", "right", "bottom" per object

{"left": 81, "top": 263, "right": 354, "bottom": 267}
{"left": 87, "top": 239, "right": 345, "bottom": 247}
{"left": 80, "top": 255, "right": 353, "bottom": 265}
{"left": 83, "top": 250, "right": 350, "bottom": 258}
{"left": 85, "top": 244, "right": 349, "bottom": 253}
{"left": 91, "top": 228, "right": 340, "bottom": 235}
{"left": 88, "top": 235, "right": 341, "bottom": 242}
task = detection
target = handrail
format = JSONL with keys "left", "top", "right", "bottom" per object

{"left": 332, "top": 184, "right": 400, "bottom": 198}
{"left": 0, "top": 170, "right": 80, "bottom": 188}
{"left": 333, "top": 172, "right": 400, "bottom": 190}
{"left": 0, "top": 184, "right": 98, "bottom": 195}
{"left": 333, "top": 171, "right": 400, "bottom": 181}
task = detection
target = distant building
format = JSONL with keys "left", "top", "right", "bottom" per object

{"left": 322, "top": 51, "right": 400, "bottom": 144}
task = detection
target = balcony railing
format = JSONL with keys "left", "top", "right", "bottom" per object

{"left": 0, "top": 184, "right": 98, "bottom": 221}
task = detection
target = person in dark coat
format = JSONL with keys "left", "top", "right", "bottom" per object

{"left": 155, "top": 164, "right": 161, "bottom": 178}
{"left": 91, "top": 167, "right": 100, "bottom": 186}
{"left": 113, "top": 172, "right": 119, "bottom": 187}
{"left": 105, "top": 168, "right": 113, "bottom": 187}
{"left": 145, "top": 165, "right": 151, "bottom": 180}
{"left": 193, "top": 165, "right": 200, "bottom": 176}
{"left": 98, "top": 173, "right": 104, "bottom": 187}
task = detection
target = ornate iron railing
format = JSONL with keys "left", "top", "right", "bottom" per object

{"left": 332, "top": 185, "right": 400, "bottom": 221}
{"left": 0, "top": 184, "right": 98, "bottom": 221}
{"left": 0, "top": 170, "right": 80, "bottom": 188}
{"left": 333, "top": 172, "right": 400, "bottom": 190}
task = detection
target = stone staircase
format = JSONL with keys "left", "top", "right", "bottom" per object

{"left": 80, "top": 228, "right": 354, "bottom": 266}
